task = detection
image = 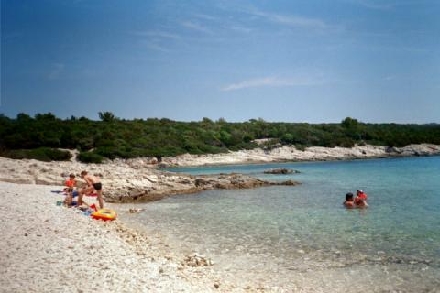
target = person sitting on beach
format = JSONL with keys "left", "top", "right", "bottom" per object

{"left": 354, "top": 189, "right": 368, "bottom": 208}
{"left": 64, "top": 189, "right": 80, "bottom": 207}
{"left": 343, "top": 192, "right": 356, "bottom": 208}
{"left": 63, "top": 173, "right": 76, "bottom": 193}
{"left": 78, "top": 170, "right": 104, "bottom": 209}
{"left": 63, "top": 173, "right": 79, "bottom": 207}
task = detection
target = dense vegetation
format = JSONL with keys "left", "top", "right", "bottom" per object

{"left": 0, "top": 112, "right": 439, "bottom": 163}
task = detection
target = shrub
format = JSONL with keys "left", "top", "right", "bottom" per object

{"left": 1, "top": 147, "right": 71, "bottom": 161}
{"left": 41, "top": 148, "right": 72, "bottom": 161}
{"left": 78, "top": 151, "right": 104, "bottom": 163}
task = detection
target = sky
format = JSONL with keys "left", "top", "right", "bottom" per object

{"left": 1, "top": 0, "right": 439, "bottom": 124}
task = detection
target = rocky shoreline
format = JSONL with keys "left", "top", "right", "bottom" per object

{"left": 0, "top": 144, "right": 439, "bottom": 203}
{"left": 159, "top": 143, "right": 440, "bottom": 167}
{"left": 1, "top": 144, "right": 439, "bottom": 292}
{"left": 0, "top": 157, "right": 300, "bottom": 204}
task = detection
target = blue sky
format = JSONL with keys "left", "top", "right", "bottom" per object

{"left": 1, "top": 0, "right": 439, "bottom": 123}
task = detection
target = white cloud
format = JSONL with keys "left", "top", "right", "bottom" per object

{"left": 245, "top": 7, "right": 333, "bottom": 31}
{"left": 354, "top": 0, "right": 393, "bottom": 10}
{"left": 192, "top": 13, "right": 218, "bottom": 21}
{"left": 132, "top": 30, "right": 180, "bottom": 40}
{"left": 131, "top": 30, "right": 179, "bottom": 52}
{"left": 270, "top": 14, "right": 327, "bottom": 30}
{"left": 352, "top": 0, "right": 427, "bottom": 11}
{"left": 222, "top": 76, "right": 320, "bottom": 92}
{"left": 144, "top": 41, "right": 171, "bottom": 52}
{"left": 181, "top": 21, "right": 213, "bottom": 34}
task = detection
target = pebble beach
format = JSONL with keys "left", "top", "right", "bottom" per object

{"left": 0, "top": 182, "right": 229, "bottom": 293}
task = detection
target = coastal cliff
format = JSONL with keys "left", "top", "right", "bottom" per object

{"left": 0, "top": 144, "right": 438, "bottom": 203}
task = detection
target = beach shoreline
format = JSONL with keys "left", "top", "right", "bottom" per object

{"left": 0, "top": 144, "right": 438, "bottom": 203}
{"left": 1, "top": 144, "right": 440, "bottom": 292}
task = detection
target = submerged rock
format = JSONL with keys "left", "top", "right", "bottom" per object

{"left": 263, "top": 168, "right": 300, "bottom": 174}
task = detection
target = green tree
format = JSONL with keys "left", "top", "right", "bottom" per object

{"left": 99, "top": 112, "right": 118, "bottom": 122}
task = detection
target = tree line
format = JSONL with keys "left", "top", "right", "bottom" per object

{"left": 0, "top": 112, "right": 439, "bottom": 163}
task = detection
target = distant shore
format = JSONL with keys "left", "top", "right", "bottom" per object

{"left": 0, "top": 144, "right": 439, "bottom": 203}
{"left": 159, "top": 144, "right": 440, "bottom": 167}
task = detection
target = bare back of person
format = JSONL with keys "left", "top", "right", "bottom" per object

{"left": 78, "top": 171, "right": 104, "bottom": 209}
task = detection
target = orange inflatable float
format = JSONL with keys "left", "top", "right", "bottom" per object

{"left": 91, "top": 209, "right": 117, "bottom": 221}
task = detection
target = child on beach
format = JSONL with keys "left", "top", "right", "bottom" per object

{"left": 78, "top": 170, "right": 104, "bottom": 209}
{"left": 63, "top": 173, "right": 76, "bottom": 192}
{"left": 63, "top": 173, "right": 78, "bottom": 207}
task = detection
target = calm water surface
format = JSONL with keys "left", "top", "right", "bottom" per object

{"left": 119, "top": 157, "right": 440, "bottom": 292}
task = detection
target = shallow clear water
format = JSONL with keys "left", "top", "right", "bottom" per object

{"left": 119, "top": 157, "right": 440, "bottom": 292}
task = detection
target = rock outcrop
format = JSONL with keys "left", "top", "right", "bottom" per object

{"left": 102, "top": 173, "right": 300, "bottom": 203}
{"left": 0, "top": 144, "right": 438, "bottom": 203}
{"left": 0, "top": 157, "right": 300, "bottom": 203}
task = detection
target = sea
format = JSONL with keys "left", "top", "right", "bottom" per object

{"left": 118, "top": 156, "right": 440, "bottom": 292}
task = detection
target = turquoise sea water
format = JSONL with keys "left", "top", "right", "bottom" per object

{"left": 119, "top": 157, "right": 440, "bottom": 292}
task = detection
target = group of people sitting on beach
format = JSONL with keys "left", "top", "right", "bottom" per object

{"left": 63, "top": 170, "right": 104, "bottom": 210}
{"left": 343, "top": 190, "right": 368, "bottom": 209}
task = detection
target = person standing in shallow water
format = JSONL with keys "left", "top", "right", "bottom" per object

{"left": 343, "top": 191, "right": 368, "bottom": 209}
{"left": 343, "top": 192, "right": 356, "bottom": 208}
{"left": 78, "top": 170, "right": 104, "bottom": 209}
